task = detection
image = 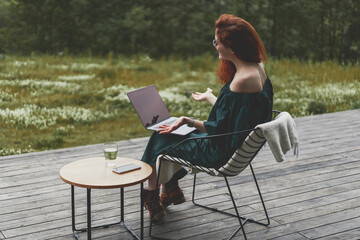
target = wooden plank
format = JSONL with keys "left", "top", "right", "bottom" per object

{"left": 247, "top": 206, "right": 360, "bottom": 239}
{"left": 299, "top": 217, "right": 360, "bottom": 239}
{"left": 315, "top": 228, "right": 360, "bottom": 240}
{"left": 259, "top": 166, "right": 360, "bottom": 202}
{"left": 250, "top": 181, "right": 360, "bottom": 212}
{"left": 267, "top": 233, "right": 310, "bottom": 240}
{"left": 0, "top": 185, "right": 139, "bottom": 212}
{"left": 187, "top": 228, "right": 310, "bottom": 240}
{"left": 272, "top": 197, "right": 360, "bottom": 224}
{"left": 268, "top": 188, "right": 360, "bottom": 220}
{"left": 0, "top": 187, "right": 140, "bottom": 221}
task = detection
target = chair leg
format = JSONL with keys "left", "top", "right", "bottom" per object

{"left": 191, "top": 169, "right": 270, "bottom": 239}
{"left": 249, "top": 164, "right": 270, "bottom": 226}
{"left": 224, "top": 176, "right": 248, "bottom": 240}
{"left": 191, "top": 173, "right": 246, "bottom": 219}
{"left": 191, "top": 173, "right": 198, "bottom": 204}
{"left": 192, "top": 174, "right": 248, "bottom": 240}
{"left": 192, "top": 173, "right": 227, "bottom": 214}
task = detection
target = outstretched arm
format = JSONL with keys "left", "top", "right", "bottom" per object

{"left": 158, "top": 87, "right": 217, "bottom": 134}
{"left": 192, "top": 88, "right": 217, "bottom": 106}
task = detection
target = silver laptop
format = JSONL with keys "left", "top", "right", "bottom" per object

{"left": 127, "top": 85, "right": 196, "bottom": 135}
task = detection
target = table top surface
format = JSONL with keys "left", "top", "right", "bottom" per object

{"left": 59, "top": 157, "right": 152, "bottom": 189}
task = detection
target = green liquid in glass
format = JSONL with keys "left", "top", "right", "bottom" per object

{"left": 104, "top": 148, "right": 117, "bottom": 160}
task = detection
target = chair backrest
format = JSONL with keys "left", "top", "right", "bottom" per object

{"left": 161, "top": 111, "right": 280, "bottom": 177}
{"left": 217, "top": 128, "right": 265, "bottom": 176}
{"left": 215, "top": 111, "right": 280, "bottom": 176}
{"left": 160, "top": 128, "right": 266, "bottom": 177}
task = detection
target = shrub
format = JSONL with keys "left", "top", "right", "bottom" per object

{"left": 307, "top": 101, "right": 327, "bottom": 114}
{"left": 352, "top": 101, "right": 360, "bottom": 109}
{"left": 35, "top": 136, "right": 64, "bottom": 149}
{"left": 97, "top": 67, "right": 117, "bottom": 80}
{"left": 52, "top": 126, "right": 75, "bottom": 137}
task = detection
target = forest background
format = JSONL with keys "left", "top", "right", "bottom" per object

{"left": 0, "top": 0, "right": 359, "bottom": 61}
{"left": 0, "top": 0, "right": 359, "bottom": 156}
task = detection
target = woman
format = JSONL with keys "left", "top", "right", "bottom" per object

{"left": 141, "top": 14, "right": 273, "bottom": 221}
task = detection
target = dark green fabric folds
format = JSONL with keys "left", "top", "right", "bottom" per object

{"left": 141, "top": 77, "right": 273, "bottom": 169}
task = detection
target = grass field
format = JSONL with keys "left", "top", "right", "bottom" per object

{"left": 0, "top": 54, "right": 359, "bottom": 156}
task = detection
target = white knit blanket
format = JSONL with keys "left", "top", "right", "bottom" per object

{"left": 258, "top": 112, "right": 299, "bottom": 162}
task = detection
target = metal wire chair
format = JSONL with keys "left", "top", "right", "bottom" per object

{"left": 150, "top": 110, "right": 281, "bottom": 240}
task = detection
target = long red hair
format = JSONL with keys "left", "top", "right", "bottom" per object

{"left": 215, "top": 14, "right": 267, "bottom": 84}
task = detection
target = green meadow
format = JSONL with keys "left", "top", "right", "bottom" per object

{"left": 0, "top": 55, "right": 359, "bottom": 156}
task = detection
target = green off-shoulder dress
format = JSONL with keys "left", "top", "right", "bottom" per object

{"left": 141, "top": 77, "right": 273, "bottom": 169}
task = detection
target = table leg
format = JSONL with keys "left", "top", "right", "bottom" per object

{"left": 140, "top": 183, "right": 144, "bottom": 240}
{"left": 87, "top": 188, "right": 91, "bottom": 240}
{"left": 121, "top": 187, "right": 124, "bottom": 222}
{"left": 70, "top": 185, "right": 143, "bottom": 240}
{"left": 118, "top": 187, "right": 142, "bottom": 240}
{"left": 71, "top": 185, "right": 76, "bottom": 232}
{"left": 71, "top": 185, "right": 81, "bottom": 240}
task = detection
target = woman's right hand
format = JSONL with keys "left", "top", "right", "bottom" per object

{"left": 191, "top": 88, "right": 213, "bottom": 101}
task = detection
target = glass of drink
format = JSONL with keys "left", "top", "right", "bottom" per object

{"left": 104, "top": 142, "right": 118, "bottom": 167}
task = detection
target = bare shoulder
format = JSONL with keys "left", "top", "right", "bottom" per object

{"left": 230, "top": 65, "right": 266, "bottom": 93}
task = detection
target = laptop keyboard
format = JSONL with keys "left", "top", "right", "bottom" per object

{"left": 162, "top": 119, "right": 176, "bottom": 125}
{"left": 150, "top": 118, "right": 176, "bottom": 130}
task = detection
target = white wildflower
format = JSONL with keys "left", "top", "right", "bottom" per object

{"left": 71, "top": 63, "right": 103, "bottom": 71}
{"left": 313, "top": 82, "right": 359, "bottom": 104}
{"left": 0, "top": 104, "right": 119, "bottom": 130}
{"left": 0, "top": 90, "right": 14, "bottom": 102}
{"left": 13, "top": 60, "right": 35, "bottom": 67}
{"left": 0, "top": 79, "right": 81, "bottom": 94}
{"left": 159, "top": 88, "right": 188, "bottom": 103}
{"left": 0, "top": 145, "right": 35, "bottom": 156}
{"left": 0, "top": 73, "right": 12, "bottom": 78}
{"left": 189, "top": 71, "right": 199, "bottom": 77}
{"left": 140, "top": 55, "right": 152, "bottom": 63}
{"left": 58, "top": 74, "right": 96, "bottom": 81}
{"left": 274, "top": 98, "right": 296, "bottom": 104}
{"left": 46, "top": 64, "right": 69, "bottom": 70}
{"left": 0, "top": 104, "right": 56, "bottom": 129}
{"left": 100, "top": 84, "right": 137, "bottom": 103}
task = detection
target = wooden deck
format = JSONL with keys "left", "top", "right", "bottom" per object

{"left": 1, "top": 110, "right": 359, "bottom": 240}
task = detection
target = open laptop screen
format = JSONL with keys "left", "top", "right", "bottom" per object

{"left": 127, "top": 85, "right": 171, "bottom": 128}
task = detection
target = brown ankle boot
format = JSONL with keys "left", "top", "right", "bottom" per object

{"left": 160, "top": 181, "right": 185, "bottom": 208}
{"left": 143, "top": 189, "right": 166, "bottom": 221}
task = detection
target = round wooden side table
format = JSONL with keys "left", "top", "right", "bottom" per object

{"left": 60, "top": 157, "right": 152, "bottom": 240}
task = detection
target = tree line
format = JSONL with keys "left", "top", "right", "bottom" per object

{"left": 0, "top": 0, "right": 359, "bottom": 63}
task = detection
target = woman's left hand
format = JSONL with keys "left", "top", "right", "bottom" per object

{"left": 192, "top": 88, "right": 213, "bottom": 101}
{"left": 157, "top": 116, "right": 187, "bottom": 134}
